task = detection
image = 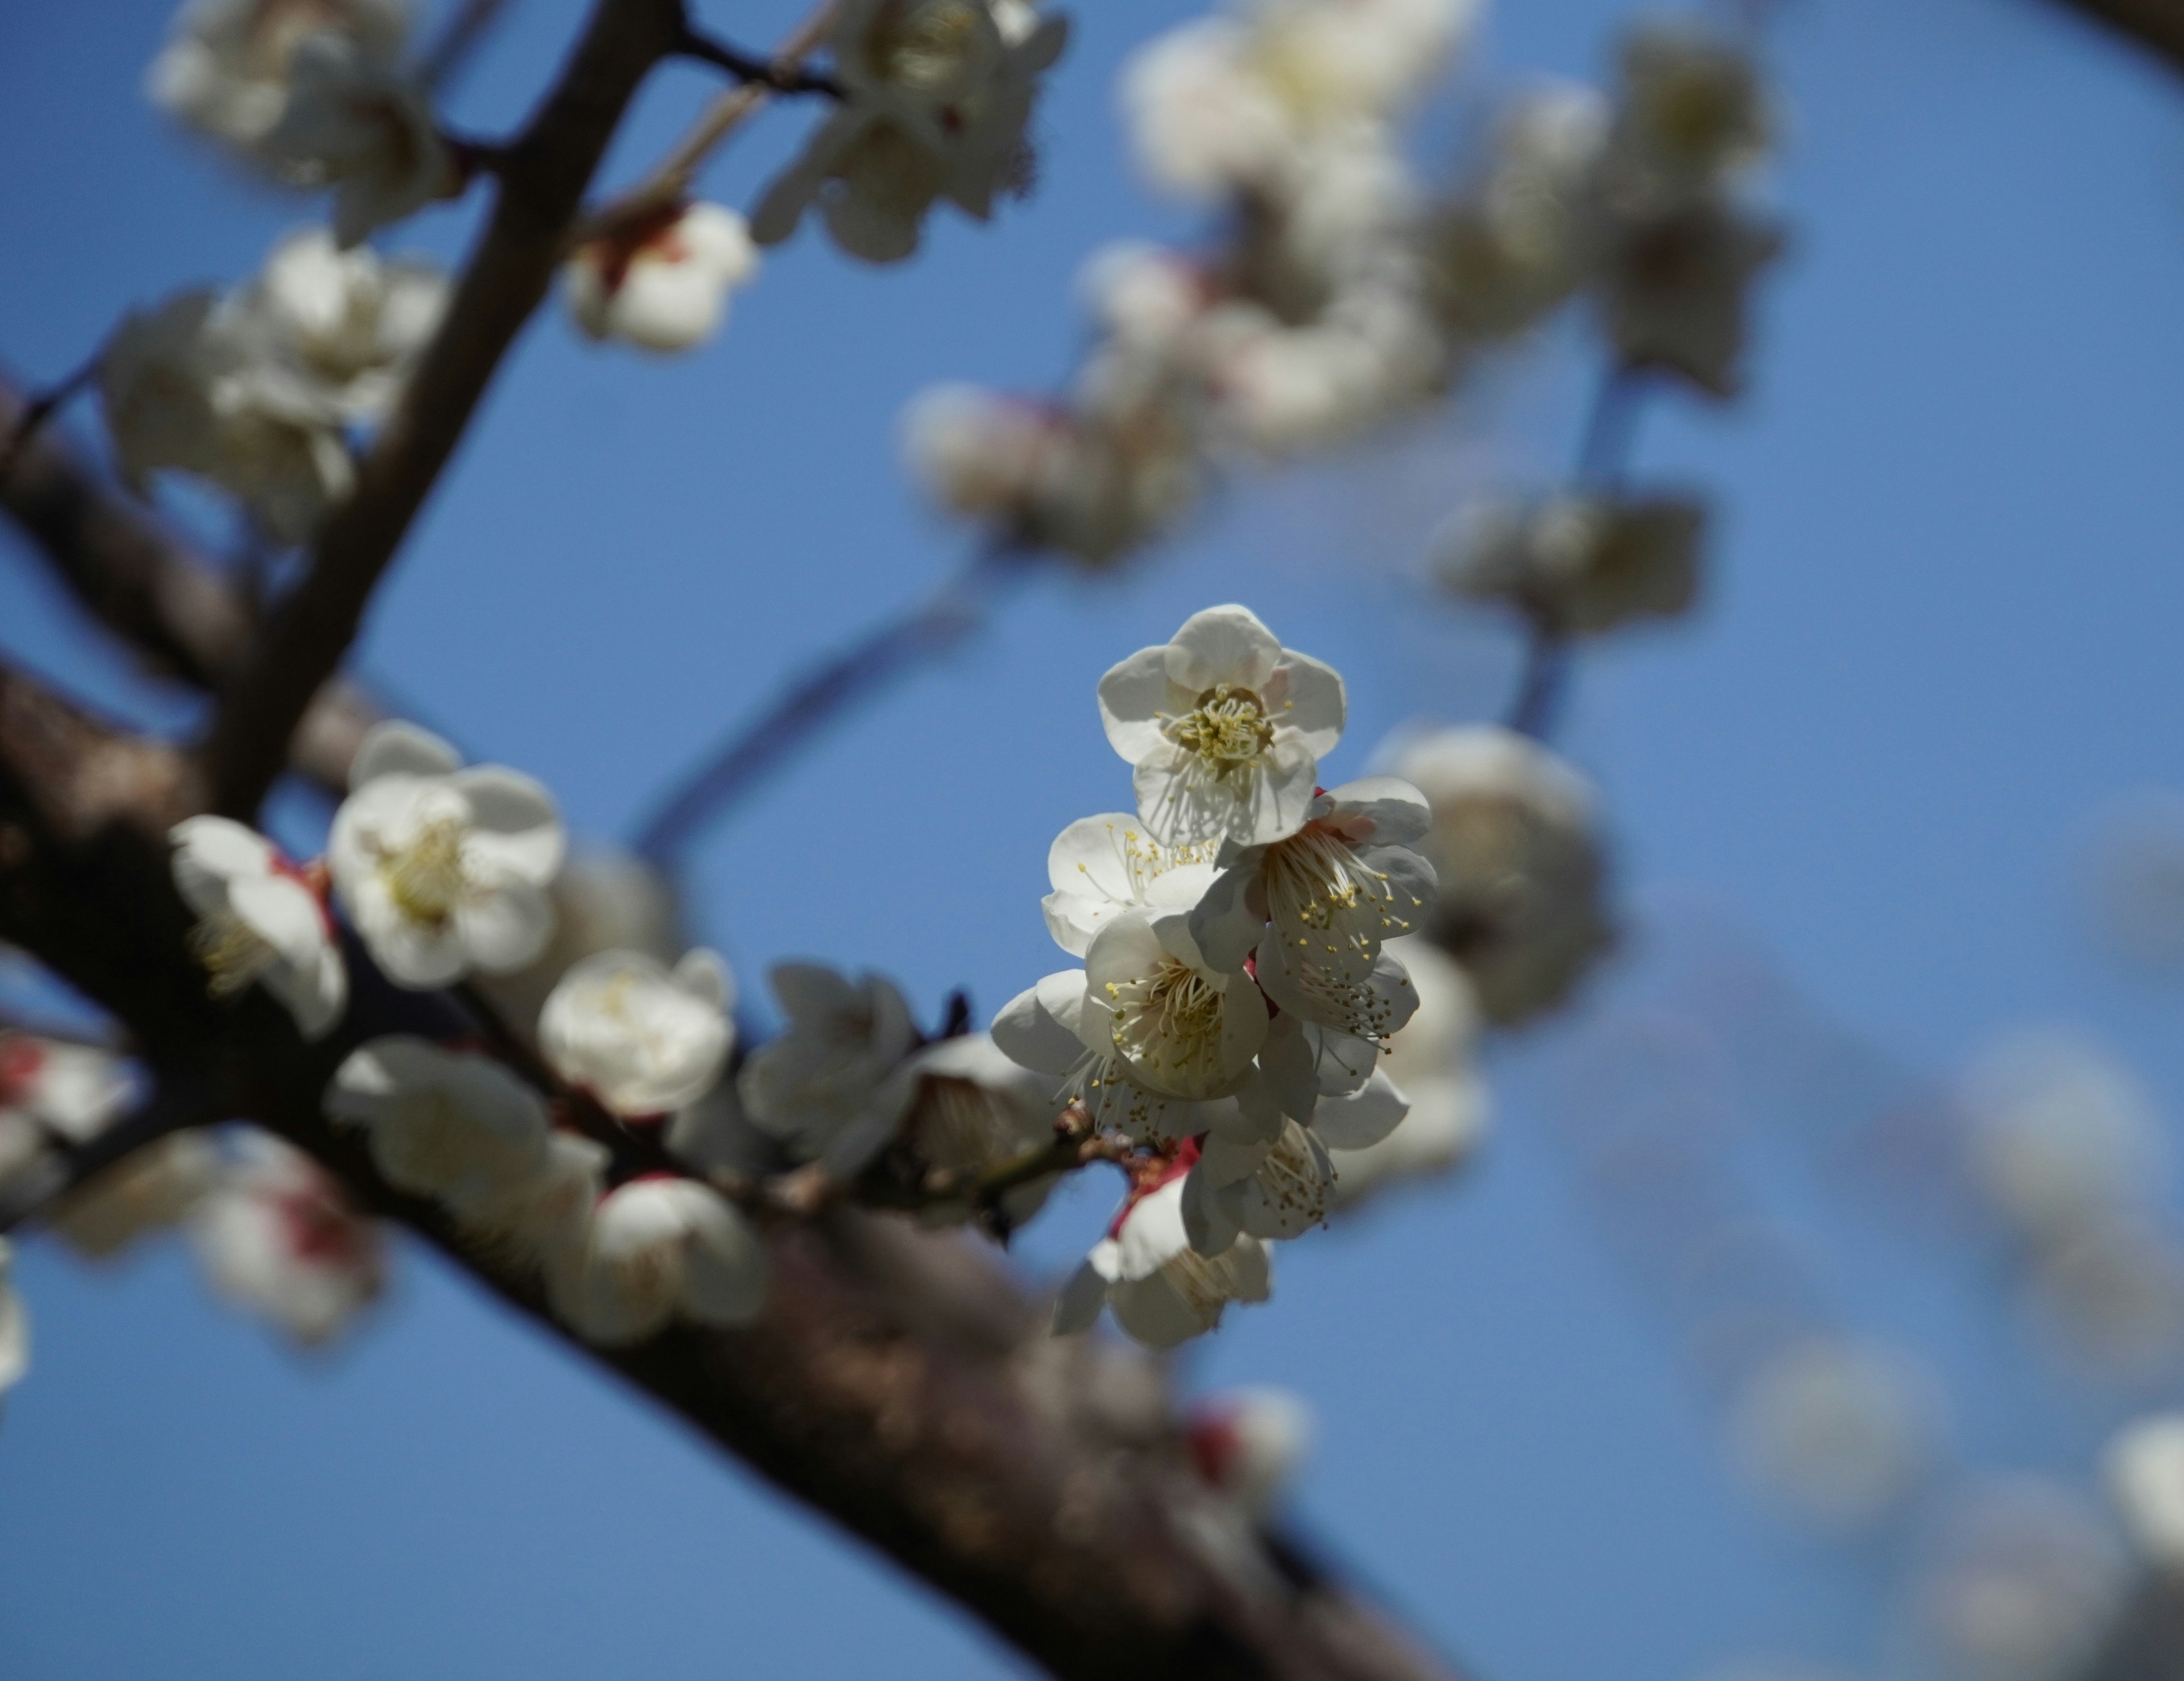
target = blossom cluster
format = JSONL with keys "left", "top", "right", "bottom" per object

{"left": 902, "top": 6, "right": 1779, "bottom": 570}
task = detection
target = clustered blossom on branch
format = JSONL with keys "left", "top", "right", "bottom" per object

{"left": 564, "top": 202, "right": 762, "bottom": 354}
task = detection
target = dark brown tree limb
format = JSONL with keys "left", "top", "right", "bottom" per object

{"left": 0, "top": 658, "right": 1466, "bottom": 1681}
{"left": 2040, "top": 0, "right": 2184, "bottom": 75}
{"left": 0, "top": 372, "right": 378, "bottom": 792}
{"left": 201, "top": 0, "right": 690, "bottom": 821}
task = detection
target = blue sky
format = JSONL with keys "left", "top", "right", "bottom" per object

{"left": 6, "top": 0, "right": 2184, "bottom": 1676}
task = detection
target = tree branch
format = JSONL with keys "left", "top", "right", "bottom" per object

{"left": 2038, "top": 0, "right": 2184, "bottom": 75}
{"left": 201, "top": 0, "right": 691, "bottom": 821}
{"left": 0, "top": 651, "right": 1466, "bottom": 1681}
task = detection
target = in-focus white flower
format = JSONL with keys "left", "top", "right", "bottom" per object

{"left": 549, "top": 1175, "right": 767, "bottom": 1346}
{"left": 1042, "top": 813, "right": 1219, "bottom": 957}
{"left": 994, "top": 968, "right": 1206, "bottom": 1144}
{"left": 751, "top": 0, "right": 1069, "bottom": 263}
{"left": 1053, "top": 1153, "right": 1272, "bottom": 1348}
{"left": 1186, "top": 1386, "right": 1312, "bottom": 1517}
{"left": 1326, "top": 936, "right": 1487, "bottom": 1205}
{"left": 239, "top": 226, "right": 446, "bottom": 422}
{"left": 1391, "top": 724, "right": 1614, "bottom": 1025}
{"left": 541, "top": 948, "right": 734, "bottom": 1119}
{"left": 324, "top": 1036, "right": 551, "bottom": 1205}
{"left": 1083, "top": 909, "right": 1269, "bottom": 1102}
{"left": 1435, "top": 491, "right": 1705, "bottom": 635}
{"left": 738, "top": 963, "right": 919, "bottom": 1174}
{"left": 565, "top": 202, "right": 759, "bottom": 354}
{"left": 189, "top": 1130, "right": 384, "bottom": 1344}
{"left": 1726, "top": 1336, "right": 1938, "bottom": 1530}
{"left": 329, "top": 721, "right": 565, "bottom": 988}
{"left": 147, "top": 0, "right": 412, "bottom": 148}
{"left": 1098, "top": 604, "right": 1345, "bottom": 848}
{"left": 1183, "top": 1115, "right": 1337, "bottom": 1251}
{"left": 256, "top": 32, "right": 451, "bottom": 245}
{"left": 0, "top": 1237, "right": 24, "bottom": 1400}
{"left": 2103, "top": 1413, "right": 2184, "bottom": 1576}
{"left": 171, "top": 815, "right": 346, "bottom": 1040}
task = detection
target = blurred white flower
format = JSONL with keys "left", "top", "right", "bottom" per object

{"left": 738, "top": 963, "right": 920, "bottom": 1174}
{"left": 146, "top": 0, "right": 412, "bottom": 149}
{"left": 1079, "top": 243, "right": 1213, "bottom": 349}
{"left": 0, "top": 1034, "right": 134, "bottom": 1196}
{"left": 0, "top": 1238, "right": 24, "bottom": 1401}
{"left": 1596, "top": 196, "right": 1781, "bottom": 400}
{"left": 1327, "top": 937, "right": 1488, "bottom": 1205}
{"left": 1186, "top": 1386, "right": 1312, "bottom": 1517}
{"left": 256, "top": 32, "right": 451, "bottom": 245}
{"left": 448, "top": 1130, "right": 607, "bottom": 1269}
{"left": 893, "top": 1032, "right": 1065, "bottom": 1227}
{"left": 1915, "top": 1481, "right": 2130, "bottom": 1681}
{"left": 549, "top": 1176, "right": 767, "bottom": 1346}
{"left": 1435, "top": 491, "right": 1705, "bottom": 635}
{"left": 541, "top": 949, "right": 734, "bottom": 1119}
{"left": 901, "top": 383, "right": 1069, "bottom": 521}
{"left": 1053, "top": 1157, "right": 1272, "bottom": 1348}
{"left": 1098, "top": 604, "right": 1346, "bottom": 848}
{"left": 50, "top": 1133, "right": 221, "bottom": 1261}
{"left": 1726, "top": 1336, "right": 1938, "bottom": 1529}
{"left": 1607, "top": 20, "right": 1771, "bottom": 198}
{"left": 1196, "top": 290, "right": 1447, "bottom": 457}
{"left": 239, "top": 226, "right": 446, "bottom": 421}
{"left": 750, "top": 0, "right": 1069, "bottom": 263}
{"left": 2103, "top": 1412, "right": 2184, "bottom": 1576}
{"left": 190, "top": 1131, "right": 385, "bottom": 1344}
{"left": 565, "top": 202, "right": 759, "bottom": 353}
{"left": 171, "top": 815, "right": 346, "bottom": 1040}
{"left": 1120, "top": 19, "right": 1291, "bottom": 201}
{"left": 328, "top": 721, "right": 565, "bottom": 988}
{"left": 1041, "top": 813, "right": 1218, "bottom": 958}
{"left": 324, "top": 1036, "right": 552, "bottom": 1206}
{"left": 1391, "top": 724, "right": 1614, "bottom": 1025}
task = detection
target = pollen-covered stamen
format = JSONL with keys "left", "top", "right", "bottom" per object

{"left": 189, "top": 908, "right": 279, "bottom": 999}
{"left": 1106, "top": 958, "right": 1231, "bottom": 1092}
{"left": 1280, "top": 948, "right": 1409, "bottom": 1042}
{"left": 1164, "top": 684, "right": 1276, "bottom": 783}
{"left": 1253, "top": 1125, "right": 1333, "bottom": 1227}
{"left": 380, "top": 815, "right": 469, "bottom": 926}
{"left": 1261, "top": 823, "right": 1418, "bottom": 979}
{"left": 1163, "top": 1243, "right": 1256, "bottom": 1325}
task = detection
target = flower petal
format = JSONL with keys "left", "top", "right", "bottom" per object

{"left": 1165, "top": 605, "right": 1281, "bottom": 694}
{"left": 350, "top": 719, "right": 461, "bottom": 789}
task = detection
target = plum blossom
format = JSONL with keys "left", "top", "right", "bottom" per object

{"left": 564, "top": 202, "right": 760, "bottom": 354}
{"left": 1053, "top": 1150, "right": 1272, "bottom": 1348}
{"left": 541, "top": 949, "right": 734, "bottom": 1120}
{"left": 171, "top": 815, "right": 346, "bottom": 1040}
{"left": 256, "top": 32, "right": 452, "bottom": 245}
{"left": 190, "top": 1131, "right": 385, "bottom": 1344}
{"left": 0, "top": 1239, "right": 24, "bottom": 1401}
{"left": 751, "top": 0, "right": 1070, "bottom": 263}
{"left": 449, "top": 1131, "right": 607, "bottom": 1268}
{"left": 1083, "top": 910, "right": 1268, "bottom": 1105}
{"left": 328, "top": 721, "right": 564, "bottom": 988}
{"left": 51, "top": 1134, "right": 221, "bottom": 1261}
{"left": 1098, "top": 605, "right": 1345, "bottom": 848}
{"left": 889, "top": 1033, "right": 1065, "bottom": 1227}
{"left": 1187, "top": 1387, "right": 1313, "bottom": 1517}
{"left": 1327, "top": 937, "right": 1488, "bottom": 1206}
{"left": 1182, "top": 1115, "right": 1338, "bottom": 1251}
{"left": 147, "top": 0, "right": 412, "bottom": 149}
{"left": 1041, "top": 813, "right": 1218, "bottom": 957}
{"left": 2103, "top": 1413, "right": 2184, "bottom": 1575}
{"left": 902, "top": 384, "right": 1068, "bottom": 520}
{"left": 238, "top": 226, "right": 446, "bottom": 421}
{"left": 1434, "top": 491, "right": 1705, "bottom": 635}
{"left": 1595, "top": 196, "right": 1780, "bottom": 399}
{"left": 1607, "top": 20, "right": 1771, "bottom": 198}
{"left": 0, "top": 1034, "right": 133, "bottom": 1196}
{"left": 1391, "top": 724, "right": 1614, "bottom": 1025}
{"left": 992, "top": 968, "right": 1217, "bottom": 1145}
{"left": 549, "top": 1177, "right": 768, "bottom": 1346}
{"left": 324, "top": 1037, "right": 552, "bottom": 1207}
{"left": 738, "top": 963, "right": 920, "bottom": 1173}
{"left": 471, "top": 847, "right": 683, "bottom": 1034}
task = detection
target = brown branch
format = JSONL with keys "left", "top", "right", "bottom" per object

{"left": 2040, "top": 0, "right": 2184, "bottom": 74}
{"left": 201, "top": 0, "right": 690, "bottom": 821}
{"left": 0, "top": 664, "right": 1467, "bottom": 1681}
{"left": 0, "top": 371, "right": 378, "bottom": 792}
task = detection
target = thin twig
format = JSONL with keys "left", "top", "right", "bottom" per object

{"left": 631, "top": 544, "right": 1028, "bottom": 868}
{"left": 676, "top": 23, "right": 843, "bottom": 97}
{"left": 0, "top": 351, "right": 101, "bottom": 484}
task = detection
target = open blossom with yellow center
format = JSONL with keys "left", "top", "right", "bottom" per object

{"left": 540, "top": 947, "right": 734, "bottom": 1119}
{"left": 171, "top": 815, "right": 347, "bottom": 1040}
{"left": 1083, "top": 909, "right": 1267, "bottom": 1103}
{"left": 329, "top": 721, "right": 565, "bottom": 989}
{"left": 1098, "top": 604, "right": 1345, "bottom": 848}
{"left": 548, "top": 1177, "right": 768, "bottom": 1347}
{"left": 1041, "top": 810, "right": 1219, "bottom": 956}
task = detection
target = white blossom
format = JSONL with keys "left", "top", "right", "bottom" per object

{"left": 738, "top": 963, "right": 920, "bottom": 1174}
{"left": 328, "top": 721, "right": 565, "bottom": 988}
{"left": 1434, "top": 491, "right": 1705, "bottom": 635}
{"left": 2103, "top": 1413, "right": 2184, "bottom": 1576}
{"left": 895, "top": 1032, "right": 1065, "bottom": 1227}
{"left": 324, "top": 1036, "right": 552, "bottom": 1206}
{"left": 564, "top": 202, "right": 760, "bottom": 354}
{"left": 549, "top": 1176, "right": 767, "bottom": 1346}
{"left": 448, "top": 1131, "right": 607, "bottom": 1269}
{"left": 0, "top": 1238, "right": 24, "bottom": 1401}
{"left": 901, "top": 383, "right": 1069, "bottom": 520}
{"left": 0, "top": 1034, "right": 133, "bottom": 1196}
{"left": 1098, "top": 604, "right": 1346, "bottom": 848}
{"left": 1596, "top": 195, "right": 1781, "bottom": 399}
{"left": 992, "top": 967, "right": 1218, "bottom": 1144}
{"left": 1083, "top": 909, "right": 1268, "bottom": 1102}
{"left": 1390, "top": 724, "right": 1614, "bottom": 1025}
{"left": 1186, "top": 1386, "right": 1312, "bottom": 1516}
{"left": 171, "top": 815, "right": 347, "bottom": 1040}
{"left": 1053, "top": 1158, "right": 1272, "bottom": 1348}
{"left": 1607, "top": 20, "right": 1771, "bottom": 199}
{"left": 1327, "top": 937, "right": 1487, "bottom": 1205}
{"left": 1182, "top": 1115, "right": 1337, "bottom": 1250}
{"left": 540, "top": 948, "right": 734, "bottom": 1120}
{"left": 1726, "top": 1336, "right": 1938, "bottom": 1529}
{"left": 255, "top": 31, "right": 452, "bottom": 245}
{"left": 750, "top": 0, "right": 1069, "bottom": 263}
{"left": 189, "top": 1131, "right": 384, "bottom": 1344}
{"left": 1041, "top": 813, "right": 1218, "bottom": 957}
{"left": 1195, "top": 289, "right": 1447, "bottom": 457}
{"left": 1079, "top": 243, "right": 1213, "bottom": 350}
{"left": 146, "top": 0, "right": 412, "bottom": 149}
{"left": 239, "top": 226, "right": 446, "bottom": 421}
{"left": 1120, "top": 20, "right": 1292, "bottom": 202}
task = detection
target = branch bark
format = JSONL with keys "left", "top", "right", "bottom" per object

{"left": 0, "top": 663, "right": 1465, "bottom": 1681}
{"left": 200, "top": 0, "right": 690, "bottom": 820}
{"left": 2039, "top": 0, "right": 2184, "bottom": 74}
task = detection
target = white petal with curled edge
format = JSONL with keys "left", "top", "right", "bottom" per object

{"left": 349, "top": 719, "right": 461, "bottom": 789}
{"left": 1320, "top": 776, "right": 1432, "bottom": 847}
{"left": 261, "top": 944, "right": 347, "bottom": 1041}
{"left": 171, "top": 815, "right": 276, "bottom": 883}
{"left": 1228, "top": 1234, "right": 1273, "bottom": 1303}
{"left": 1312, "top": 1070, "right": 1410, "bottom": 1150}
{"left": 674, "top": 947, "right": 735, "bottom": 1012}
{"left": 1097, "top": 644, "right": 1177, "bottom": 763}
{"left": 455, "top": 883, "right": 555, "bottom": 975}
{"left": 770, "top": 960, "right": 863, "bottom": 1024}
{"left": 1165, "top": 605, "right": 1281, "bottom": 694}
{"left": 991, "top": 972, "right": 1090, "bottom": 1076}
{"left": 1052, "top": 1244, "right": 1118, "bottom": 1335}
{"left": 455, "top": 767, "right": 565, "bottom": 884}
{"left": 1266, "top": 652, "right": 1346, "bottom": 759}
{"left": 1362, "top": 844, "right": 1439, "bottom": 937}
